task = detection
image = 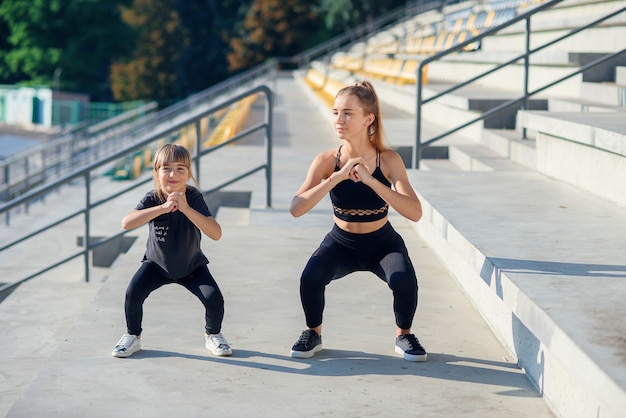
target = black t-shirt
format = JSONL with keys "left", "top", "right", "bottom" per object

{"left": 136, "top": 186, "right": 211, "bottom": 279}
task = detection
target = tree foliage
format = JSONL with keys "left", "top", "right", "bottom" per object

{"left": 0, "top": 0, "right": 134, "bottom": 100}
{"left": 110, "top": 0, "right": 248, "bottom": 103}
{"left": 110, "top": 0, "right": 185, "bottom": 102}
{"left": 227, "top": 0, "right": 321, "bottom": 72}
{"left": 315, "top": 0, "right": 408, "bottom": 33}
{"left": 174, "top": 0, "right": 250, "bottom": 96}
{"left": 1, "top": 0, "right": 411, "bottom": 103}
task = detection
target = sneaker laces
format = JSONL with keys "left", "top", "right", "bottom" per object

{"left": 296, "top": 330, "right": 315, "bottom": 345}
{"left": 402, "top": 334, "right": 421, "bottom": 350}
{"left": 117, "top": 334, "right": 135, "bottom": 348}
{"left": 296, "top": 330, "right": 317, "bottom": 347}
{"left": 209, "top": 333, "right": 229, "bottom": 348}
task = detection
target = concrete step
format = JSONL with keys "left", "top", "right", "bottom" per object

{"left": 426, "top": 60, "right": 582, "bottom": 98}
{"left": 420, "top": 158, "right": 463, "bottom": 171}
{"left": 517, "top": 110, "right": 626, "bottom": 207}
{"left": 548, "top": 96, "right": 626, "bottom": 112}
{"left": 483, "top": 24, "right": 626, "bottom": 56}
{"left": 580, "top": 81, "right": 626, "bottom": 107}
{"left": 408, "top": 167, "right": 626, "bottom": 418}
{"left": 448, "top": 143, "right": 530, "bottom": 171}
{"left": 617, "top": 66, "right": 626, "bottom": 84}
{"left": 480, "top": 128, "right": 538, "bottom": 170}
{"left": 423, "top": 83, "right": 548, "bottom": 129}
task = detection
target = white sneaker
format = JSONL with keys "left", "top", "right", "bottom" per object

{"left": 205, "top": 333, "right": 232, "bottom": 356}
{"left": 112, "top": 333, "right": 141, "bottom": 358}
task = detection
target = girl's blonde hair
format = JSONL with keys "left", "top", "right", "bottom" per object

{"left": 335, "top": 80, "right": 388, "bottom": 152}
{"left": 152, "top": 143, "right": 199, "bottom": 203}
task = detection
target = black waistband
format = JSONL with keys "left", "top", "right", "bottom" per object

{"left": 328, "top": 221, "right": 396, "bottom": 251}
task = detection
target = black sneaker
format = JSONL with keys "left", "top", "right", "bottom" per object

{"left": 290, "top": 329, "right": 323, "bottom": 358}
{"left": 395, "top": 334, "right": 427, "bottom": 362}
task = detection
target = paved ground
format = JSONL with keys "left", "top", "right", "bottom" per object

{"left": 0, "top": 74, "right": 554, "bottom": 417}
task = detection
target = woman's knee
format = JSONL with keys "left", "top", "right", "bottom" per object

{"left": 300, "top": 264, "right": 332, "bottom": 293}
{"left": 388, "top": 271, "right": 418, "bottom": 295}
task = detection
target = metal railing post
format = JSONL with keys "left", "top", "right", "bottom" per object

{"left": 195, "top": 119, "right": 202, "bottom": 179}
{"left": 523, "top": 17, "right": 532, "bottom": 139}
{"left": 414, "top": 64, "right": 425, "bottom": 169}
{"left": 84, "top": 171, "right": 91, "bottom": 283}
{"left": 24, "top": 158, "right": 30, "bottom": 214}
{"left": 3, "top": 165, "right": 9, "bottom": 225}
{"left": 265, "top": 87, "right": 273, "bottom": 208}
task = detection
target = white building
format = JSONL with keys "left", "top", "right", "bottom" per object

{"left": 0, "top": 85, "right": 53, "bottom": 128}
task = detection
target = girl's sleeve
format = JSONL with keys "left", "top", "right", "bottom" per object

{"left": 188, "top": 187, "right": 212, "bottom": 217}
{"left": 135, "top": 191, "right": 157, "bottom": 210}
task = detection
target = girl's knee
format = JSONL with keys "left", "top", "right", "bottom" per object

{"left": 201, "top": 289, "right": 224, "bottom": 309}
{"left": 125, "top": 286, "right": 149, "bottom": 305}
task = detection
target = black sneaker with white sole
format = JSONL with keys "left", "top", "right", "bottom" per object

{"left": 290, "top": 329, "right": 323, "bottom": 358}
{"left": 395, "top": 334, "right": 427, "bottom": 362}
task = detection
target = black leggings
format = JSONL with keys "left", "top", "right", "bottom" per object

{"left": 299, "top": 222, "right": 418, "bottom": 330}
{"left": 124, "top": 262, "right": 225, "bottom": 336}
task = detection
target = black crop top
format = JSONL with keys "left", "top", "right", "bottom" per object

{"left": 329, "top": 146, "right": 391, "bottom": 222}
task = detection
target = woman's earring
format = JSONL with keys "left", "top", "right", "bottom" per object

{"left": 369, "top": 125, "right": 375, "bottom": 136}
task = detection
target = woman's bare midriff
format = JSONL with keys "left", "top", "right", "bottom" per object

{"left": 333, "top": 216, "right": 389, "bottom": 234}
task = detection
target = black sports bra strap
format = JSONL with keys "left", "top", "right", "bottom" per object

{"left": 336, "top": 145, "right": 380, "bottom": 169}
{"left": 335, "top": 145, "right": 343, "bottom": 170}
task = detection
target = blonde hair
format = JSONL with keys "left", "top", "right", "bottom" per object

{"left": 152, "top": 143, "right": 199, "bottom": 203}
{"left": 336, "top": 80, "right": 388, "bottom": 152}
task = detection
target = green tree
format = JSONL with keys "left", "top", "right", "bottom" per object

{"left": 110, "top": 0, "right": 185, "bottom": 102}
{"left": 0, "top": 0, "right": 134, "bottom": 100}
{"left": 315, "top": 0, "right": 408, "bottom": 34}
{"left": 112, "top": 0, "right": 248, "bottom": 103}
{"left": 0, "top": 5, "right": 13, "bottom": 82}
{"left": 227, "top": 0, "right": 321, "bottom": 72}
{"left": 174, "top": 0, "right": 251, "bottom": 97}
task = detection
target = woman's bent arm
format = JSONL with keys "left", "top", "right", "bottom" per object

{"left": 290, "top": 152, "right": 338, "bottom": 217}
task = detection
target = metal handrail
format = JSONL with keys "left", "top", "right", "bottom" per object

{"left": 0, "top": 101, "right": 159, "bottom": 203}
{"left": 0, "top": 62, "right": 278, "bottom": 205}
{"left": 0, "top": 85, "right": 273, "bottom": 294}
{"left": 150, "top": 63, "right": 276, "bottom": 126}
{"left": 413, "top": 0, "right": 626, "bottom": 168}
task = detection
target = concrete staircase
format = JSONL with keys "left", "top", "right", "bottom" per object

{"left": 1, "top": 1, "right": 625, "bottom": 417}
{"left": 0, "top": 75, "right": 561, "bottom": 418}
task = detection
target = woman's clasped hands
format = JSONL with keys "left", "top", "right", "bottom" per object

{"left": 340, "top": 157, "right": 372, "bottom": 184}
